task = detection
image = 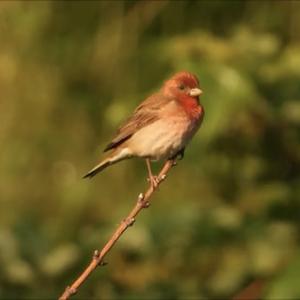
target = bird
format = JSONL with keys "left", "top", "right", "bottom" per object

{"left": 83, "top": 71, "right": 204, "bottom": 188}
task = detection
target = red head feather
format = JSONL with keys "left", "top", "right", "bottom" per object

{"left": 162, "top": 71, "right": 203, "bottom": 120}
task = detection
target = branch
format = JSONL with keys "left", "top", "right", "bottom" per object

{"left": 59, "top": 159, "right": 176, "bottom": 300}
{"left": 232, "top": 279, "right": 266, "bottom": 300}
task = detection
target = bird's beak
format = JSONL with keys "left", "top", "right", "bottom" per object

{"left": 189, "top": 88, "right": 203, "bottom": 97}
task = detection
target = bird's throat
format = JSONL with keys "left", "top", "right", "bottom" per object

{"left": 179, "top": 96, "right": 203, "bottom": 120}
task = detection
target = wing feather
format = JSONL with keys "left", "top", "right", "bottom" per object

{"left": 104, "top": 93, "right": 171, "bottom": 152}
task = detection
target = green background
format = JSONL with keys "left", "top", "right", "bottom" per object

{"left": 1, "top": 1, "right": 300, "bottom": 299}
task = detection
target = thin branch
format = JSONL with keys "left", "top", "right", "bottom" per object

{"left": 232, "top": 279, "right": 266, "bottom": 300}
{"left": 59, "top": 159, "right": 176, "bottom": 300}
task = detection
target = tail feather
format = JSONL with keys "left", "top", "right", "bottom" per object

{"left": 83, "top": 147, "right": 132, "bottom": 179}
{"left": 82, "top": 159, "right": 111, "bottom": 179}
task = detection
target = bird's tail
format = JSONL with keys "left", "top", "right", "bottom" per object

{"left": 83, "top": 148, "right": 131, "bottom": 179}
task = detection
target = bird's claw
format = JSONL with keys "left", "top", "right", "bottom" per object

{"left": 147, "top": 175, "right": 159, "bottom": 189}
{"left": 176, "top": 148, "right": 185, "bottom": 160}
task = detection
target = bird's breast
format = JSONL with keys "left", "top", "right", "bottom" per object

{"left": 127, "top": 111, "right": 202, "bottom": 160}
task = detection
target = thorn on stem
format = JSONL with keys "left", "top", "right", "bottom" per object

{"left": 93, "top": 249, "right": 100, "bottom": 259}
{"left": 138, "top": 193, "right": 144, "bottom": 201}
{"left": 123, "top": 217, "right": 135, "bottom": 227}
{"left": 161, "top": 174, "right": 167, "bottom": 181}
{"left": 142, "top": 201, "right": 150, "bottom": 208}
{"left": 66, "top": 286, "right": 77, "bottom": 296}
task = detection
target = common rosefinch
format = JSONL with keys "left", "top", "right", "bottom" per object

{"left": 83, "top": 71, "right": 204, "bottom": 187}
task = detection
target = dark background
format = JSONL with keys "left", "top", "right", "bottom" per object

{"left": 0, "top": 1, "right": 300, "bottom": 299}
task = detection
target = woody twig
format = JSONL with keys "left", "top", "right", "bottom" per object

{"left": 59, "top": 159, "right": 176, "bottom": 300}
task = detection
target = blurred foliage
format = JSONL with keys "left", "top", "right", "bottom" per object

{"left": 0, "top": 1, "right": 300, "bottom": 299}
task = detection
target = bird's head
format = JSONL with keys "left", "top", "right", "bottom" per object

{"left": 162, "top": 71, "right": 203, "bottom": 102}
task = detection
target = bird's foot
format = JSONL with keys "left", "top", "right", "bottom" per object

{"left": 176, "top": 148, "right": 185, "bottom": 160}
{"left": 170, "top": 148, "right": 185, "bottom": 163}
{"left": 147, "top": 175, "right": 159, "bottom": 189}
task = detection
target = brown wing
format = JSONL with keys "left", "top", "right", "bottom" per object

{"left": 104, "top": 93, "right": 171, "bottom": 152}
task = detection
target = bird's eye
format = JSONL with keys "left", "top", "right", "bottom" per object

{"left": 178, "top": 84, "right": 185, "bottom": 90}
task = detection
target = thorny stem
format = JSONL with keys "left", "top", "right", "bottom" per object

{"left": 59, "top": 159, "right": 175, "bottom": 300}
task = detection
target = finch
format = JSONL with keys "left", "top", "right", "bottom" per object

{"left": 83, "top": 71, "right": 204, "bottom": 187}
